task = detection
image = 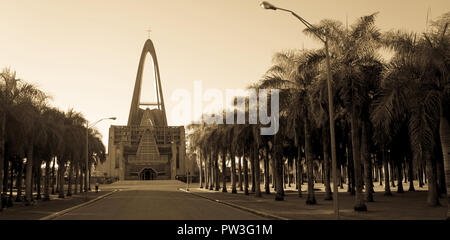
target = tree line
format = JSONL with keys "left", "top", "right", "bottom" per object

{"left": 188, "top": 12, "right": 450, "bottom": 214}
{"left": 0, "top": 68, "right": 106, "bottom": 210}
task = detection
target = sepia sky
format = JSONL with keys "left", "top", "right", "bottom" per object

{"left": 0, "top": 0, "right": 448, "bottom": 149}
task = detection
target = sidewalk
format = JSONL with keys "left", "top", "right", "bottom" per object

{"left": 184, "top": 182, "right": 448, "bottom": 220}
{"left": 0, "top": 190, "right": 112, "bottom": 220}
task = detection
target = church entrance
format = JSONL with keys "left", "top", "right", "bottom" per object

{"left": 140, "top": 168, "right": 157, "bottom": 180}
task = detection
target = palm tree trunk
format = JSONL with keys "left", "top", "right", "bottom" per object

{"left": 205, "top": 153, "right": 213, "bottom": 190}
{"left": 8, "top": 160, "right": 13, "bottom": 207}
{"left": 230, "top": 151, "right": 237, "bottom": 194}
{"left": 397, "top": 161, "right": 404, "bottom": 193}
{"left": 56, "top": 161, "right": 60, "bottom": 194}
{"left": 270, "top": 148, "right": 276, "bottom": 191}
{"left": 254, "top": 145, "right": 261, "bottom": 198}
{"left": 404, "top": 164, "right": 408, "bottom": 184}
{"left": 203, "top": 153, "right": 208, "bottom": 189}
{"left": 408, "top": 158, "right": 415, "bottom": 191}
{"left": 379, "top": 159, "right": 383, "bottom": 186}
{"left": 425, "top": 149, "right": 440, "bottom": 206}
{"left": 67, "top": 162, "right": 73, "bottom": 196}
{"left": 210, "top": 152, "right": 214, "bottom": 190}
{"left": 221, "top": 152, "right": 227, "bottom": 193}
{"left": 250, "top": 151, "right": 255, "bottom": 193}
{"left": 361, "top": 123, "right": 374, "bottom": 202}
{"left": 270, "top": 158, "right": 276, "bottom": 191}
{"left": 58, "top": 161, "right": 65, "bottom": 198}
{"left": 287, "top": 160, "right": 291, "bottom": 187}
{"left": 2, "top": 156, "right": 8, "bottom": 208}
{"left": 438, "top": 116, "right": 450, "bottom": 218}
{"left": 238, "top": 155, "right": 243, "bottom": 191}
{"left": 383, "top": 149, "right": 392, "bottom": 195}
{"left": 206, "top": 154, "right": 210, "bottom": 189}
{"left": 294, "top": 157, "right": 297, "bottom": 189}
{"left": 79, "top": 165, "right": 84, "bottom": 193}
{"left": 0, "top": 112, "right": 5, "bottom": 211}
{"left": 297, "top": 144, "right": 302, "bottom": 197}
{"left": 282, "top": 161, "right": 285, "bottom": 189}
{"left": 390, "top": 161, "right": 396, "bottom": 188}
{"left": 350, "top": 115, "right": 366, "bottom": 211}
{"left": 323, "top": 127, "right": 332, "bottom": 200}
{"left": 205, "top": 153, "right": 209, "bottom": 189}
{"left": 243, "top": 155, "right": 249, "bottom": 195}
{"left": 209, "top": 153, "right": 213, "bottom": 190}
{"left": 305, "top": 115, "right": 316, "bottom": 205}
{"left": 374, "top": 162, "right": 378, "bottom": 183}
{"left": 74, "top": 164, "right": 78, "bottom": 194}
{"left": 51, "top": 159, "right": 55, "bottom": 194}
{"left": 43, "top": 160, "right": 50, "bottom": 201}
{"left": 88, "top": 166, "right": 91, "bottom": 191}
{"left": 264, "top": 148, "right": 270, "bottom": 194}
{"left": 273, "top": 134, "right": 283, "bottom": 201}
{"left": 214, "top": 152, "right": 219, "bottom": 191}
{"left": 57, "top": 165, "right": 61, "bottom": 195}
{"left": 347, "top": 144, "right": 354, "bottom": 193}
{"left": 25, "top": 147, "right": 34, "bottom": 205}
{"left": 436, "top": 153, "right": 446, "bottom": 197}
{"left": 15, "top": 161, "right": 23, "bottom": 202}
{"left": 199, "top": 152, "right": 203, "bottom": 189}
{"left": 36, "top": 164, "right": 42, "bottom": 200}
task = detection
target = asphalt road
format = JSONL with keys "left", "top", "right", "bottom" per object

{"left": 54, "top": 180, "right": 267, "bottom": 220}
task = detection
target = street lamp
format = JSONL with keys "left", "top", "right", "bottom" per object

{"left": 85, "top": 117, "right": 116, "bottom": 198}
{"left": 260, "top": 1, "right": 339, "bottom": 219}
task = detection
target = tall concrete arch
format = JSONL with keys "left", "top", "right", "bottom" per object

{"left": 127, "top": 39, "right": 167, "bottom": 126}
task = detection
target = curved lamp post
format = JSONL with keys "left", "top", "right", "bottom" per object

{"left": 260, "top": 1, "right": 339, "bottom": 219}
{"left": 85, "top": 117, "right": 116, "bottom": 198}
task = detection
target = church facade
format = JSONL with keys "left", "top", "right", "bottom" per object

{"left": 107, "top": 112, "right": 186, "bottom": 180}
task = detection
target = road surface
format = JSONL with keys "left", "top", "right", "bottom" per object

{"left": 54, "top": 180, "right": 266, "bottom": 220}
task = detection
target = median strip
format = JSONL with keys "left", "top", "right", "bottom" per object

{"left": 178, "top": 188, "right": 289, "bottom": 220}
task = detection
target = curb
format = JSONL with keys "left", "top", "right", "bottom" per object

{"left": 178, "top": 188, "right": 289, "bottom": 220}
{"left": 39, "top": 190, "right": 118, "bottom": 220}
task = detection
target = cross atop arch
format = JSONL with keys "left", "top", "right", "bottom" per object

{"left": 146, "top": 28, "right": 152, "bottom": 39}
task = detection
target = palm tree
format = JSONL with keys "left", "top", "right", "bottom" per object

{"left": 259, "top": 49, "right": 322, "bottom": 203}
{"left": 60, "top": 109, "right": 86, "bottom": 198}
{"left": 4, "top": 74, "right": 48, "bottom": 205}
{"left": 307, "top": 14, "right": 383, "bottom": 211}
{"left": 0, "top": 69, "right": 40, "bottom": 208}
{"left": 372, "top": 13, "right": 449, "bottom": 207}
{"left": 40, "top": 107, "right": 65, "bottom": 200}
{"left": 87, "top": 127, "right": 106, "bottom": 190}
{"left": 184, "top": 11, "right": 449, "bottom": 215}
{"left": 0, "top": 69, "right": 19, "bottom": 209}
